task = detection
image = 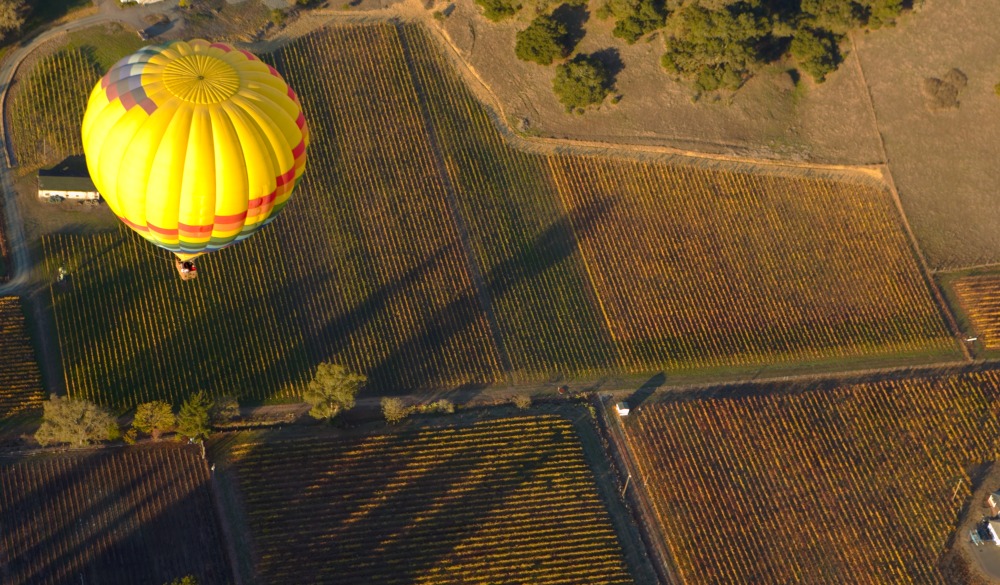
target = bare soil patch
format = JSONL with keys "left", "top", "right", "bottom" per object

{"left": 854, "top": 0, "right": 1000, "bottom": 269}
{"left": 433, "top": 0, "right": 882, "bottom": 164}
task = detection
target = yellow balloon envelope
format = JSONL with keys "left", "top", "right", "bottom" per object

{"left": 81, "top": 39, "right": 308, "bottom": 261}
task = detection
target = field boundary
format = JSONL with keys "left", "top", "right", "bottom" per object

{"left": 595, "top": 395, "right": 679, "bottom": 585}
{"left": 394, "top": 22, "right": 514, "bottom": 386}
{"left": 848, "top": 33, "right": 970, "bottom": 362}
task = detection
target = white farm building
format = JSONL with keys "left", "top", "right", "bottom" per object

{"left": 37, "top": 168, "right": 100, "bottom": 202}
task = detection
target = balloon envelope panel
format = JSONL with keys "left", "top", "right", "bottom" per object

{"left": 81, "top": 39, "right": 308, "bottom": 261}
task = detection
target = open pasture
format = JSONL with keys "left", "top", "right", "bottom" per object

{"left": 624, "top": 371, "right": 1000, "bottom": 584}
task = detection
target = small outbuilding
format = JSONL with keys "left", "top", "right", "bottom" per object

{"left": 615, "top": 401, "right": 630, "bottom": 417}
{"left": 989, "top": 490, "right": 1000, "bottom": 516}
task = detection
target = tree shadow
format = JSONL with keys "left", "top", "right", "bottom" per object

{"left": 226, "top": 422, "right": 567, "bottom": 584}
{"left": 590, "top": 47, "right": 624, "bottom": 86}
{"left": 627, "top": 372, "right": 665, "bottom": 409}
{"left": 551, "top": 3, "right": 589, "bottom": 52}
{"left": 364, "top": 198, "right": 614, "bottom": 396}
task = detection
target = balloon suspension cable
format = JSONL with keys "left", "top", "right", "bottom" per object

{"left": 121, "top": 225, "right": 177, "bottom": 264}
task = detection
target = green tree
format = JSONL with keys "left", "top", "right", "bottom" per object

{"left": 789, "top": 28, "right": 841, "bottom": 82}
{"left": 515, "top": 14, "right": 571, "bottom": 65}
{"left": 164, "top": 576, "right": 198, "bottom": 585}
{"left": 211, "top": 395, "right": 240, "bottom": 425}
{"left": 474, "top": 0, "right": 521, "bottom": 21}
{"left": 132, "top": 401, "right": 175, "bottom": 441}
{"left": 660, "top": 2, "right": 770, "bottom": 92}
{"left": 605, "top": 0, "right": 666, "bottom": 44}
{"left": 553, "top": 54, "right": 613, "bottom": 111}
{"left": 304, "top": 364, "right": 366, "bottom": 421}
{"left": 381, "top": 397, "right": 409, "bottom": 425}
{"left": 35, "top": 394, "right": 119, "bottom": 447}
{"left": 0, "top": 0, "right": 25, "bottom": 40}
{"left": 176, "top": 391, "right": 213, "bottom": 442}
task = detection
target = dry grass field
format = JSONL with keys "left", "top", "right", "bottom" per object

{"left": 854, "top": 0, "right": 1000, "bottom": 269}
{"left": 436, "top": 0, "right": 882, "bottom": 163}
{"left": 624, "top": 371, "right": 1000, "bottom": 584}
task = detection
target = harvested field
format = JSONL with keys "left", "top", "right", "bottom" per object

{"left": 623, "top": 371, "right": 1000, "bottom": 584}
{"left": 0, "top": 444, "right": 232, "bottom": 585}
{"left": 222, "top": 415, "right": 634, "bottom": 584}
{"left": 0, "top": 297, "right": 43, "bottom": 419}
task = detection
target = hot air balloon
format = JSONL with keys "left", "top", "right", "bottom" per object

{"left": 81, "top": 39, "right": 308, "bottom": 279}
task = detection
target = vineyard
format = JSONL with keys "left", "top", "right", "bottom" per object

{"left": 222, "top": 415, "right": 634, "bottom": 584}
{"left": 0, "top": 297, "right": 43, "bottom": 419}
{"left": 952, "top": 274, "right": 1000, "bottom": 349}
{"left": 0, "top": 444, "right": 232, "bottom": 584}
{"left": 8, "top": 47, "right": 100, "bottom": 170}
{"left": 42, "top": 23, "right": 959, "bottom": 407}
{"left": 7, "top": 27, "right": 144, "bottom": 171}
{"left": 549, "top": 156, "right": 956, "bottom": 370}
{"left": 623, "top": 372, "right": 1000, "bottom": 584}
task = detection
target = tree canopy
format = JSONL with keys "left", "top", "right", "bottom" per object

{"left": 132, "top": 401, "right": 175, "bottom": 441}
{"left": 303, "top": 364, "right": 366, "bottom": 421}
{"left": 475, "top": 0, "right": 522, "bottom": 21}
{"left": 553, "top": 54, "right": 614, "bottom": 111}
{"left": 35, "top": 394, "right": 118, "bottom": 447}
{"left": 600, "top": 0, "right": 666, "bottom": 44}
{"left": 655, "top": 0, "right": 911, "bottom": 90}
{"left": 176, "top": 391, "right": 213, "bottom": 442}
{"left": 0, "top": 0, "right": 25, "bottom": 40}
{"left": 515, "top": 14, "right": 571, "bottom": 65}
{"left": 660, "top": 2, "right": 770, "bottom": 92}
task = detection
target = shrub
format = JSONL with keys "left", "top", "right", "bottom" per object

{"left": 271, "top": 8, "right": 286, "bottom": 25}
{"left": 211, "top": 395, "right": 240, "bottom": 425}
{"left": 512, "top": 394, "right": 532, "bottom": 409}
{"left": 475, "top": 0, "right": 521, "bottom": 21}
{"left": 995, "top": 82, "right": 1000, "bottom": 98}
{"left": 553, "top": 54, "right": 613, "bottom": 111}
{"left": 381, "top": 397, "right": 409, "bottom": 424}
{"left": 515, "top": 14, "right": 570, "bottom": 65}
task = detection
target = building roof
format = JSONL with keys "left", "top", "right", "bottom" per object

{"left": 37, "top": 175, "right": 98, "bottom": 192}
{"left": 38, "top": 159, "right": 97, "bottom": 192}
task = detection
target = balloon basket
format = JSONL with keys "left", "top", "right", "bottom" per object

{"left": 175, "top": 260, "right": 197, "bottom": 281}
